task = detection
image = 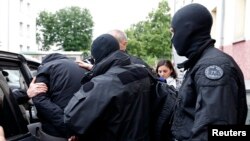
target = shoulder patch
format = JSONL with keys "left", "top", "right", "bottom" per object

{"left": 205, "top": 65, "right": 224, "bottom": 80}
{"left": 82, "top": 82, "right": 94, "bottom": 93}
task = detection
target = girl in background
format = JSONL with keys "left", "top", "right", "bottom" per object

{"left": 156, "top": 59, "right": 177, "bottom": 89}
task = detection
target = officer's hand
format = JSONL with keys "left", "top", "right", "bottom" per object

{"left": 68, "top": 135, "right": 78, "bottom": 141}
{"left": 27, "top": 77, "right": 48, "bottom": 98}
{"left": 75, "top": 60, "right": 93, "bottom": 70}
{"left": 0, "top": 126, "right": 6, "bottom": 141}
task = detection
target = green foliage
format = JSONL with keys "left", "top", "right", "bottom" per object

{"left": 36, "top": 6, "right": 94, "bottom": 51}
{"left": 143, "top": 56, "right": 158, "bottom": 69}
{"left": 125, "top": 0, "right": 172, "bottom": 61}
{"left": 36, "top": 11, "right": 57, "bottom": 51}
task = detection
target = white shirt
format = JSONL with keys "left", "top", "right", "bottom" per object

{"left": 166, "top": 77, "right": 177, "bottom": 89}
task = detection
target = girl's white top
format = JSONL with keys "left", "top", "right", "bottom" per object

{"left": 166, "top": 77, "right": 177, "bottom": 89}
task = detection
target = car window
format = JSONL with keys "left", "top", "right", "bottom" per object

{"left": 2, "top": 69, "right": 27, "bottom": 90}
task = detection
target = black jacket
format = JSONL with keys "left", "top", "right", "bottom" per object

{"left": 171, "top": 47, "right": 248, "bottom": 141}
{"left": 32, "top": 53, "right": 86, "bottom": 138}
{"left": 64, "top": 50, "right": 152, "bottom": 141}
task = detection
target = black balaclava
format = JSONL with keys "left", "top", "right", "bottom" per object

{"left": 91, "top": 34, "right": 119, "bottom": 64}
{"left": 171, "top": 3, "right": 213, "bottom": 58}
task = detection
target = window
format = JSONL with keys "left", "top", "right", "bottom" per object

{"left": 3, "top": 69, "right": 25, "bottom": 89}
{"left": 19, "top": 0, "right": 23, "bottom": 12}
{"left": 19, "top": 22, "right": 23, "bottom": 36}
{"left": 20, "top": 44, "right": 23, "bottom": 51}
{"left": 27, "top": 3, "right": 30, "bottom": 11}
{"left": 234, "top": 0, "right": 246, "bottom": 42}
{"left": 26, "top": 24, "right": 30, "bottom": 37}
{"left": 27, "top": 2, "right": 31, "bottom": 15}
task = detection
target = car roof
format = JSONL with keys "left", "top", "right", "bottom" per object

{"left": 0, "top": 50, "right": 40, "bottom": 66}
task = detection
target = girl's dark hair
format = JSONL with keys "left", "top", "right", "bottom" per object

{"left": 156, "top": 59, "right": 177, "bottom": 79}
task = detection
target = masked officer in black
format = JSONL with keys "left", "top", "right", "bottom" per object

{"left": 170, "top": 3, "right": 248, "bottom": 141}
{"left": 64, "top": 34, "right": 152, "bottom": 141}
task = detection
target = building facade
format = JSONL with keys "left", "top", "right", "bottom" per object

{"left": 0, "top": 0, "right": 37, "bottom": 52}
